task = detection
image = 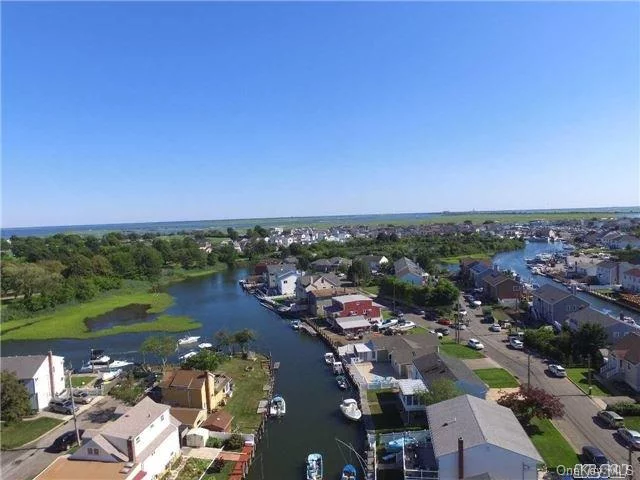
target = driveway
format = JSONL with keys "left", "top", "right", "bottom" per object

{"left": 457, "top": 294, "right": 630, "bottom": 467}
{"left": 0, "top": 396, "right": 125, "bottom": 480}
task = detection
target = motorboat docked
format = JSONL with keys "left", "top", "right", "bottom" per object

{"left": 178, "top": 335, "right": 201, "bottom": 346}
{"left": 198, "top": 343, "right": 213, "bottom": 349}
{"left": 89, "top": 349, "right": 110, "bottom": 365}
{"left": 291, "top": 320, "right": 301, "bottom": 330}
{"left": 333, "top": 361, "right": 344, "bottom": 375}
{"left": 336, "top": 375, "right": 348, "bottom": 390}
{"left": 324, "top": 352, "right": 335, "bottom": 365}
{"left": 339, "top": 398, "right": 362, "bottom": 421}
{"left": 306, "top": 453, "right": 323, "bottom": 480}
{"left": 386, "top": 435, "right": 418, "bottom": 453}
{"left": 100, "top": 369, "right": 122, "bottom": 382}
{"left": 179, "top": 351, "right": 198, "bottom": 361}
{"left": 341, "top": 464, "right": 357, "bottom": 480}
{"left": 269, "top": 395, "right": 286, "bottom": 417}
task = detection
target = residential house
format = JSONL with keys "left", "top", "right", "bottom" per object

{"left": 601, "top": 231, "right": 624, "bottom": 249}
{"left": 253, "top": 259, "right": 283, "bottom": 276}
{"left": 264, "top": 264, "right": 297, "bottom": 290}
{"left": 366, "top": 335, "right": 439, "bottom": 378}
{"left": 426, "top": 395, "right": 543, "bottom": 480}
{"left": 532, "top": 284, "right": 589, "bottom": 327}
{"left": 275, "top": 269, "right": 301, "bottom": 296}
{"left": 295, "top": 274, "right": 341, "bottom": 301}
{"left": 622, "top": 268, "right": 640, "bottom": 293}
{"left": 469, "top": 263, "right": 493, "bottom": 288}
{"left": 324, "top": 294, "right": 382, "bottom": 322}
{"left": 567, "top": 258, "right": 599, "bottom": 279}
{"left": 200, "top": 410, "right": 233, "bottom": 433}
{"left": 333, "top": 316, "right": 374, "bottom": 335}
{"left": 356, "top": 255, "right": 389, "bottom": 273}
{"left": 309, "top": 259, "right": 333, "bottom": 272}
{"left": 481, "top": 272, "right": 522, "bottom": 306}
{"left": 394, "top": 257, "right": 428, "bottom": 285}
{"left": 596, "top": 260, "right": 620, "bottom": 285}
{"left": 566, "top": 307, "right": 640, "bottom": 344}
{"left": 160, "top": 369, "right": 232, "bottom": 413}
{"left": 308, "top": 287, "right": 358, "bottom": 317}
{"left": 397, "top": 378, "right": 428, "bottom": 413}
{"left": 169, "top": 407, "right": 207, "bottom": 429}
{"left": 600, "top": 332, "right": 640, "bottom": 392}
{"left": 1, "top": 352, "right": 65, "bottom": 411}
{"left": 411, "top": 351, "right": 488, "bottom": 399}
{"left": 35, "top": 397, "right": 181, "bottom": 480}
{"left": 611, "top": 235, "right": 640, "bottom": 250}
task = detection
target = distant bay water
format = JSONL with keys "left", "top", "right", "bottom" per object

{"left": 2, "top": 208, "right": 639, "bottom": 238}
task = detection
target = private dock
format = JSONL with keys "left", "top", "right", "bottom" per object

{"left": 299, "top": 323, "right": 317, "bottom": 336}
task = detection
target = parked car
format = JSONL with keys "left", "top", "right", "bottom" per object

{"left": 72, "top": 391, "right": 93, "bottom": 405}
{"left": 49, "top": 399, "right": 78, "bottom": 415}
{"left": 548, "top": 364, "right": 567, "bottom": 378}
{"left": 597, "top": 410, "right": 625, "bottom": 429}
{"left": 435, "top": 327, "right": 450, "bottom": 336}
{"left": 581, "top": 445, "right": 609, "bottom": 467}
{"left": 458, "top": 309, "right": 467, "bottom": 316}
{"left": 452, "top": 323, "right": 467, "bottom": 330}
{"left": 467, "top": 338, "right": 485, "bottom": 350}
{"left": 489, "top": 324, "right": 502, "bottom": 332}
{"left": 418, "top": 310, "right": 425, "bottom": 316}
{"left": 48, "top": 430, "right": 84, "bottom": 453}
{"left": 437, "top": 319, "right": 451, "bottom": 326}
{"left": 618, "top": 428, "right": 640, "bottom": 449}
{"left": 509, "top": 337, "right": 524, "bottom": 349}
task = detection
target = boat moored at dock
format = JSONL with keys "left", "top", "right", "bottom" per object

{"left": 306, "top": 453, "right": 323, "bottom": 480}
{"left": 269, "top": 395, "right": 286, "bottom": 417}
{"left": 341, "top": 464, "right": 357, "bottom": 480}
{"left": 178, "top": 335, "right": 201, "bottom": 346}
{"left": 339, "top": 399, "right": 362, "bottom": 421}
{"left": 324, "top": 352, "right": 335, "bottom": 365}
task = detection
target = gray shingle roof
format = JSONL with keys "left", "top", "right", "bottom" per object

{"left": 413, "top": 352, "right": 485, "bottom": 389}
{"left": 566, "top": 307, "right": 620, "bottom": 329}
{"left": 532, "top": 284, "right": 571, "bottom": 304}
{"left": 394, "top": 257, "right": 425, "bottom": 278}
{"left": 1, "top": 355, "right": 60, "bottom": 380}
{"left": 102, "top": 397, "right": 170, "bottom": 440}
{"left": 426, "top": 394, "right": 542, "bottom": 462}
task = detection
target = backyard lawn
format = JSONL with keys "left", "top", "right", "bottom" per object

{"left": 70, "top": 375, "right": 97, "bottom": 387}
{"left": 362, "top": 285, "right": 380, "bottom": 296}
{"left": 202, "top": 459, "right": 234, "bottom": 479}
{"left": 623, "top": 416, "right": 640, "bottom": 431}
{"left": 566, "top": 368, "right": 611, "bottom": 396}
{"left": 367, "top": 389, "right": 405, "bottom": 431}
{"left": 473, "top": 368, "right": 519, "bottom": 388}
{"left": 177, "top": 458, "right": 211, "bottom": 480}
{"left": 1, "top": 417, "right": 64, "bottom": 450}
{"left": 219, "top": 356, "right": 270, "bottom": 433}
{"left": 491, "top": 308, "right": 510, "bottom": 322}
{"left": 528, "top": 417, "right": 580, "bottom": 469}
{"left": 440, "top": 340, "right": 485, "bottom": 359}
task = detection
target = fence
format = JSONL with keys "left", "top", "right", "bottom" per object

{"left": 207, "top": 431, "right": 256, "bottom": 444}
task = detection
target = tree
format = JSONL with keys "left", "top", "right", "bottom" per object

{"left": 415, "top": 379, "right": 463, "bottom": 406}
{"left": 254, "top": 225, "right": 268, "bottom": 237}
{"left": 233, "top": 329, "right": 257, "bottom": 354}
{"left": 428, "top": 279, "right": 459, "bottom": 306}
{"left": 572, "top": 323, "right": 607, "bottom": 361}
{"left": 215, "top": 330, "right": 232, "bottom": 353}
{"left": 133, "top": 246, "right": 163, "bottom": 279}
{"left": 182, "top": 350, "right": 224, "bottom": 371}
{"left": 140, "top": 335, "right": 176, "bottom": 368}
{"left": 227, "top": 228, "right": 239, "bottom": 241}
{"left": 347, "top": 259, "right": 371, "bottom": 286}
{"left": 497, "top": 386, "right": 564, "bottom": 429}
{"left": 1, "top": 371, "right": 32, "bottom": 423}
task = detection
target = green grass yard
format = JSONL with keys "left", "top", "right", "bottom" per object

{"left": 440, "top": 253, "right": 492, "bottom": 265}
{"left": 440, "top": 340, "right": 485, "bottom": 359}
{"left": 362, "top": 285, "right": 380, "bottom": 296}
{"left": 219, "top": 356, "right": 270, "bottom": 433}
{"left": 528, "top": 417, "right": 580, "bottom": 469}
{"left": 566, "top": 368, "right": 611, "bottom": 396}
{"left": 70, "top": 375, "right": 96, "bottom": 388}
{"left": 176, "top": 458, "right": 212, "bottom": 480}
{"left": 1, "top": 417, "right": 64, "bottom": 450}
{"left": 202, "top": 460, "right": 234, "bottom": 480}
{"left": 473, "top": 368, "right": 519, "bottom": 388}
{"left": 623, "top": 416, "right": 640, "bottom": 431}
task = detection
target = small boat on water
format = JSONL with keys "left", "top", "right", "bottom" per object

{"left": 324, "top": 352, "right": 335, "bottom": 365}
{"left": 332, "top": 361, "right": 344, "bottom": 375}
{"left": 340, "top": 399, "right": 362, "bottom": 421}
{"left": 179, "top": 351, "right": 198, "bottom": 361}
{"left": 178, "top": 335, "right": 201, "bottom": 346}
{"left": 101, "top": 369, "right": 122, "bottom": 382}
{"left": 291, "top": 320, "right": 301, "bottom": 330}
{"left": 198, "top": 343, "right": 213, "bottom": 349}
{"left": 306, "top": 453, "right": 323, "bottom": 480}
{"left": 336, "top": 375, "right": 348, "bottom": 390}
{"left": 341, "top": 464, "right": 357, "bottom": 480}
{"left": 90, "top": 349, "right": 111, "bottom": 365}
{"left": 269, "top": 395, "right": 286, "bottom": 417}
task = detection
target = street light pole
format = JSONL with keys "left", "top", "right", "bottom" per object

{"left": 66, "top": 369, "right": 81, "bottom": 446}
{"left": 527, "top": 353, "right": 531, "bottom": 388}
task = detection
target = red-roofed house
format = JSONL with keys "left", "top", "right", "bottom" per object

{"left": 622, "top": 268, "right": 640, "bottom": 293}
{"left": 601, "top": 332, "right": 640, "bottom": 391}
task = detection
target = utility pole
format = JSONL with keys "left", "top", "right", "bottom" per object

{"left": 527, "top": 353, "right": 531, "bottom": 388}
{"left": 66, "top": 369, "right": 81, "bottom": 446}
{"left": 587, "top": 355, "right": 592, "bottom": 396}
{"left": 627, "top": 444, "right": 633, "bottom": 480}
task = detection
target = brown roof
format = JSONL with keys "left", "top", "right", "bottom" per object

{"left": 170, "top": 407, "right": 206, "bottom": 427}
{"left": 309, "top": 287, "right": 357, "bottom": 299}
{"left": 625, "top": 268, "right": 640, "bottom": 278}
{"left": 613, "top": 332, "right": 640, "bottom": 364}
{"left": 202, "top": 410, "right": 234, "bottom": 432}
{"left": 35, "top": 456, "right": 137, "bottom": 480}
{"left": 161, "top": 369, "right": 210, "bottom": 390}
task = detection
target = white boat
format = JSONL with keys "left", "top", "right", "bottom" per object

{"left": 339, "top": 398, "right": 362, "bottom": 421}
{"left": 79, "top": 358, "right": 132, "bottom": 373}
{"left": 324, "top": 352, "right": 335, "bottom": 365}
{"left": 306, "top": 453, "right": 323, "bottom": 480}
{"left": 179, "top": 351, "right": 198, "bottom": 361}
{"left": 178, "top": 335, "right": 201, "bottom": 346}
{"left": 108, "top": 360, "right": 133, "bottom": 369}
{"left": 101, "top": 369, "right": 121, "bottom": 382}
{"left": 198, "top": 343, "right": 213, "bottom": 349}
{"left": 291, "top": 320, "right": 301, "bottom": 330}
{"left": 89, "top": 349, "right": 111, "bottom": 365}
{"left": 332, "top": 361, "right": 344, "bottom": 375}
{"left": 269, "top": 395, "right": 286, "bottom": 417}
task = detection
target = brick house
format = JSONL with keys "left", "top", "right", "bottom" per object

{"left": 481, "top": 272, "right": 522, "bottom": 305}
{"left": 323, "top": 294, "right": 382, "bottom": 320}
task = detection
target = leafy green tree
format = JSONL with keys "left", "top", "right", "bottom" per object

{"left": 91, "top": 255, "right": 113, "bottom": 276}
{"left": 415, "top": 379, "right": 462, "bottom": 406}
{"left": 182, "top": 350, "right": 224, "bottom": 371}
{"left": 347, "top": 259, "right": 371, "bottom": 286}
{"left": 571, "top": 323, "right": 607, "bottom": 362}
{"left": 215, "top": 330, "right": 232, "bottom": 353}
{"left": 227, "top": 228, "right": 239, "bottom": 241}
{"left": 1, "top": 371, "right": 32, "bottom": 423}
{"left": 134, "top": 246, "right": 163, "bottom": 279}
{"left": 218, "top": 244, "right": 238, "bottom": 267}
{"left": 254, "top": 225, "right": 268, "bottom": 237}
{"left": 64, "top": 254, "right": 94, "bottom": 278}
{"left": 233, "top": 329, "right": 257, "bottom": 354}
{"left": 428, "top": 279, "right": 459, "bottom": 306}
{"left": 108, "top": 250, "right": 136, "bottom": 277}
{"left": 140, "top": 335, "right": 176, "bottom": 368}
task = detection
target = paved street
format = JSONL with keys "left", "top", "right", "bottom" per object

{"left": 1, "top": 396, "right": 124, "bottom": 480}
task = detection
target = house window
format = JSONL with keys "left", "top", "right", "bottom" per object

{"left": 136, "top": 436, "right": 141, "bottom": 444}
{"left": 161, "top": 414, "right": 165, "bottom": 421}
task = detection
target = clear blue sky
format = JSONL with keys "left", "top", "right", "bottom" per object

{"left": 2, "top": 1, "right": 639, "bottom": 227}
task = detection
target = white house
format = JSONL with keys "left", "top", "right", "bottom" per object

{"left": 601, "top": 332, "right": 640, "bottom": 392}
{"left": 356, "top": 255, "right": 389, "bottom": 273}
{"left": 596, "top": 260, "right": 620, "bottom": 285}
{"left": 2, "top": 352, "right": 65, "bottom": 411}
{"left": 426, "top": 395, "right": 543, "bottom": 480}
{"left": 622, "top": 268, "right": 640, "bottom": 293}
{"left": 265, "top": 263, "right": 297, "bottom": 290}
{"left": 36, "top": 397, "right": 181, "bottom": 480}
{"left": 397, "top": 378, "right": 427, "bottom": 413}
{"left": 276, "top": 270, "right": 300, "bottom": 296}
{"left": 394, "top": 257, "right": 428, "bottom": 285}
{"left": 611, "top": 235, "right": 640, "bottom": 250}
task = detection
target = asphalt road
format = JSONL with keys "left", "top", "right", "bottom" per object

{"left": 1, "top": 396, "right": 124, "bottom": 480}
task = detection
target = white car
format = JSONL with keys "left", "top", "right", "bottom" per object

{"left": 458, "top": 309, "right": 468, "bottom": 316}
{"left": 489, "top": 324, "right": 502, "bottom": 332}
{"left": 509, "top": 337, "right": 524, "bottom": 349}
{"left": 548, "top": 364, "right": 567, "bottom": 377}
{"left": 467, "top": 338, "right": 485, "bottom": 350}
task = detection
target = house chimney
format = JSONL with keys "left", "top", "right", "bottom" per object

{"left": 204, "top": 371, "right": 213, "bottom": 412}
{"left": 127, "top": 437, "right": 136, "bottom": 461}
{"left": 458, "top": 437, "right": 464, "bottom": 479}
{"left": 47, "top": 351, "right": 55, "bottom": 398}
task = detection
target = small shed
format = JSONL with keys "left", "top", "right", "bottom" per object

{"left": 185, "top": 427, "right": 210, "bottom": 448}
{"left": 354, "top": 343, "right": 373, "bottom": 362}
{"left": 335, "top": 316, "right": 372, "bottom": 334}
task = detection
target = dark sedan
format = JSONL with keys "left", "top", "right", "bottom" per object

{"left": 47, "top": 430, "right": 84, "bottom": 453}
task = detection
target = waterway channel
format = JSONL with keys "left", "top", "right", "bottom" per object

{"left": 1, "top": 268, "right": 365, "bottom": 479}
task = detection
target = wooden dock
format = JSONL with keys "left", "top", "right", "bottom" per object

{"left": 299, "top": 323, "right": 317, "bottom": 336}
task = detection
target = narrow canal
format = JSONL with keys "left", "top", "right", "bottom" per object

{"left": 1, "top": 268, "right": 365, "bottom": 478}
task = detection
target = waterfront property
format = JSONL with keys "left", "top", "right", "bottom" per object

{"left": 355, "top": 255, "right": 389, "bottom": 273}
{"left": 531, "top": 284, "right": 589, "bottom": 327}
{"left": 324, "top": 294, "right": 383, "bottom": 323}
{"left": 596, "top": 260, "right": 620, "bottom": 285}
{"left": 481, "top": 271, "right": 522, "bottom": 306}
{"left": 394, "top": 257, "right": 428, "bottom": 285}
{"left": 565, "top": 307, "right": 640, "bottom": 344}
{"left": 410, "top": 351, "right": 488, "bottom": 399}
{"left": 425, "top": 395, "right": 543, "bottom": 480}
{"left": 160, "top": 369, "right": 233, "bottom": 413}
{"left": 366, "top": 335, "right": 439, "bottom": 378}
{"left": 622, "top": 268, "right": 640, "bottom": 293}
{"left": 35, "top": 397, "right": 181, "bottom": 480}
{"left": 600, "top": 332, "right": 640, "bottom": 392}
{"left": 295, "top": 273, "right": 341, "bottom": 301}
{"left": 308, "top": 287, "right": 358, "bottom": 317}
{"left": 1, "top": 352, "right": 66, "bottom": 411}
